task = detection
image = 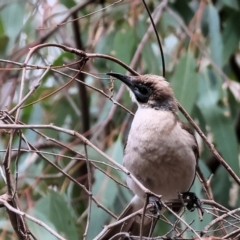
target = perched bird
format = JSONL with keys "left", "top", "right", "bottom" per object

{"left": 97, "top": 73, "right": 201, "bottom": 240}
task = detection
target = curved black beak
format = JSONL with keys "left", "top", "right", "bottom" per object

{"left": 106, "top": 72, "right": 133, "bottom": 88}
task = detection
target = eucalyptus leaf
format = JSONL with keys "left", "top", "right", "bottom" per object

{"left": 221, "top": 0, "right": 239, "bottom": 9}
{"left": 113, "top": 24, "right": 136, "bottom": 73}
{"left": 89, "top": 169, "right": 119, "bottom": 240}
{"left": 26, "top": 210, "right": 57, "bottom": 240}
{"left": 170, "top": 50, "right": 198, "bottom": 115}
{"left": 197, "top": 70, "right": 239, "bottom": 177}
{"left": 59, "top": 0, "right": 75, "bottom": 8}
{"left": 222, "top": 12, "right": 240, "bottom": 64}
{"left": 207, "top": 3, "right": 223, "bottom": 67}
{"left": 1, "top": 2, "right": 25, "bottom": 52}
{"left": 33, "top": 191, "right": 78, "bottom": 240}
{"left": 212, "top": 167, "right": 231, "bottom": 206}
{"left": 0, "top": 1, "right": 240, "bottom": 239}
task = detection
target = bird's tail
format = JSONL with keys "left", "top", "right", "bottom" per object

{"left": 96, "top": 195, "right": 156, "bottom": 240}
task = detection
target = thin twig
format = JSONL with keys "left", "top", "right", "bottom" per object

{"left": 95, "top": 205, "right": 152, "bottom": 240}
{"left": 177, "top": 100, "right": 240, "bottom": 186}
{"left": 166, "top": 6, "right": 230, "bottom": 83}
{"left": 83, "top": 144, "right": 92, "bottom": 240}
{"left": 50, "top": 0, "right": 123, "bottom": 28}
{"left": 223, "top": 227, "right": 240, "bottom": 239}
{"left": 24, "top": 139, "right": 117, "bottom": 219}
{"left": 0, "top": 123, "right": 161, "bottom": 210}
{"left": 0, "top": 197, "right": 66, "bottom": 240}
{"left": 90, "top": 0, "right": 167, "bottom": 142}
{"left": 71, "top": 13, "right": 90, "bottom": 133}
{"left": 9, "top": 66, "right": 51, "bottom": 114}
{"left": 203, "top": 207, "right": 240, "bottom": 233}
{"left": 161, "top": 201, "right": 202, "bottom": 240}
{"left": 13, "top": 131, "right": 22, "bottom": 199}
{"left": 52, "top": 69, "right": 133, "bottom": 115}
{"left": 9, "top": 0, "right": 95, "bottom": 61}
{"left": 141, "top": 0, "right": 166, "bottom": 77}
{"left": 140, "top": 195, "right": 149, "bottom": 240}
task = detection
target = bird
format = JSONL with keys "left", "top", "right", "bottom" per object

{"left": 97, "top": 73, "right": 201, "bottom": 240}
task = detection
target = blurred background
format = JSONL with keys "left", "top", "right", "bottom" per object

{"left": 0, "top": 0, "right": 240, "bottom": 239}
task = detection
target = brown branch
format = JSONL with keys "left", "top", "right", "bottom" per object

{"left": 0, "top": 123, "right": 161, "bottom": 200}
{"left": 72, "top": 12, "right": 90, "bottom": 134}
{"left": 90, "top": 0, "right": 167, "bottom": 141}
{"left": 10, "top": 0, "right": 95, "bottom": 61}
{"left": 83, "top": 144, "right": 92, "bottom": 239}
{"left": 0, "top": 113, "right": 118, "bottom": 220}
{"left": 95, "top": 205, "right": 152, "bottom": 240}
{"left": 11, "top": 42, "right": 138, "bottom": 75}
{"left": 161, "top": 201, "right": 202, "bottom": 240}
{"left": 166, "top": 6, "right": 230, "bottom": 83}
{"left": 140, "top": 195, "right": 149, "bottom": 240}
{"left": 0, "top": 196, "right": 66, "bottom": 240}
{"left": 24, "top": 138, "right": 117, "bottom": 219}
{"left": 2, "top": 131, "right": 30, "bottom": 238}
{"left": 177, "top": 101, "right": 240, "bottom": 186}
{"left": 202, "top": 207, "right": 240, "bottom": 234}
{"left": 0, "top": 0, "right": 95, "bottom": 90}
{"left": 141, "top": 0, "right": 166, "bottom": 77}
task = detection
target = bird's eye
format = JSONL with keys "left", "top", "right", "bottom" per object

{"left": 133, "top": 84, "right": 151, "bottom": 103}
{"left": 135, "top": 86, "right": 149, "bottom": 95}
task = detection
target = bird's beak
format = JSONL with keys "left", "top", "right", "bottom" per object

{"left": 106, "top": 72, "right": 134, "bottom": 89}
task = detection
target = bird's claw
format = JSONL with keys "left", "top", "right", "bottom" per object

{"left": 180, "top": 192, "right": 204, "bottom": 216}
{"left": 148, "top": 196, "right": 162, "bottom": 215}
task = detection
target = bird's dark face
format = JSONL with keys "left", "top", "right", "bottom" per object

{"left": 107, "top": 73, "right": 151, "bottom": 103}
{"left": 107, "top": 73, "right": 177, "bottom": 112}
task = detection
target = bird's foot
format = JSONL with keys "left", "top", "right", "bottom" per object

{"left": 180, "top": 192, "right": 204, "bottom": 217}
{"left": 148, "top": 196, "right": 162, "bottom": 215}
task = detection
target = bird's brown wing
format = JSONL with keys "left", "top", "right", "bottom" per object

{"left": 180, "top": 121, "right": 199, "bottom": 160}
{"left": 170, "top": 121, "right": 199, "bottom": 213}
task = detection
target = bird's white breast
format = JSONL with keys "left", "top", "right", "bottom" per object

{"left": 124, "top": 108, "right": 196, "bottom": 201}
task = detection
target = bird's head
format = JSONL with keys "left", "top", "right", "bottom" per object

{"left": 107, "top": 73, "right": 177, "bottom": 112}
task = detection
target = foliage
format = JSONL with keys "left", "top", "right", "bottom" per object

{"left": 0, "top": 0, "right": 239, "bottom": 239}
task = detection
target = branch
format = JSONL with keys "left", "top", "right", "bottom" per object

{"left": 71, "top": 12, "right": 90, "bottom": 133}
{"left": 0, "top": 196, "right": 66, "bottom": 240}
{"left": 177, "top": 100, "right": 240, "bottom": 186}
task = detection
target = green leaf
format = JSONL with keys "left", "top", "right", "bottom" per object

{"left": 161, "top": 11, "right": 180, "bottom": 34}
{"left": 53, "top": 52, "right": 74, "bottom": 66}
{"left": 221, "top": 0, "right": 239, "bottom": 10}
{"left": 95, "top": 32, "right": 116, "bottom": 71}
{"left": 60, "top": 0, "right": 75, "bottom": 8}
{"left": 197, "top": 70, "right": 239, "bottom": 177}
{"left": 53, "top": 96, "right": 79, "bottom": 128}
{"left": 172, "top": 0, "right": 194, "bottom": 24}
{"left": 95, "top": 99, "right": 113, "bottom": 124}
{"left": 0, "top": 17, "right": 9, "bottom": 53}
{"left": 112, "top": 24, "right": 135, "bottom": 73}
{"left": 207, "top": 3, "right": 223, "bottom": 67}
{"left": 0, "top": 35, "right": 9, "bottom": 52}
{"left": 1, "top": 2, "right": 25, "bottom": 52}
{"left": 33, "top": 191, "right": 78, "bottom": 240}
{"left": 212, "top": 167, "right": 231, "bottom": 206}
{"left": 0, "top": 17, "right": 4, "bottom": 34}
{"left": 222, "top": 12, "right": 240, "bottom": 64}
{"left": 26, "top": 210, "right": 57, "bottom": 240}
{"left": 88, "top": 137, "right": 129, "bottom": 239}
{"left": 170, "top": 50, "right": 198, "bottom": 114}
{"left": 89, "top": 169, "right": 119, "bottom": 240}
{"left": 111, "top": 136, "right": 124, "bottom": 165}
{"left": 135, "top": 19, "right": 161, "bottom": 74}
